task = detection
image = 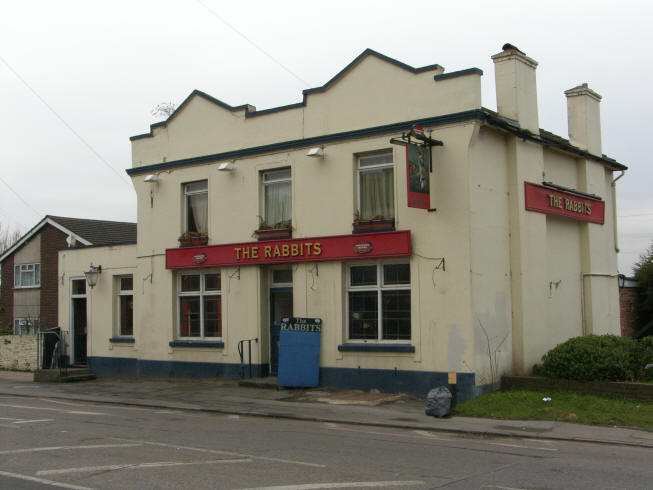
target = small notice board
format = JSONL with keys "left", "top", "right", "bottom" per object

{"left": 278, "top": 317, "right": 322, "bottom": 387}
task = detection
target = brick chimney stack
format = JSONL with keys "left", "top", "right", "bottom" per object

{"left": 564, "top": 83, "right": 602, "bottom": 156}
{"left": 491, "top": 44, "right": 540, "bottom": 133}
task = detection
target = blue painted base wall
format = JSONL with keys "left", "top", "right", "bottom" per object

{"left": 88, "top": 356, "right": 476, "bottom": 401}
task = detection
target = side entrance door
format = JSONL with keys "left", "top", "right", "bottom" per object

{"left": 269, "top": 288, "right": 292, "bottom": 376}
{"left": 71, "top": 278, "right": 87, "bottom": 365}
{"left": 269, "top": 267, "right": 293, "bottom": 376}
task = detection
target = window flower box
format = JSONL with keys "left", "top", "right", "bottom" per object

{"left": 255, "top": 219, "right": 292, "bottom": 241}
{"left": 178, "top": 232, "right": 208, "bottom": 247}
{"left": 352, "top": 217, "right": 395, "bottom": 234}
{"left": 255, "top": 227, "right": 292, "bottom": 241}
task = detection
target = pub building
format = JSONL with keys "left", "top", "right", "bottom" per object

{"left": 58, "top": 45, "right": 626, "bottom": 400}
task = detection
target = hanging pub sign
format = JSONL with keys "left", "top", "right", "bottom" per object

{"left": 390, "top": 124, "right": 442, "bottom": 211}
{"left": 406, "top": 143, "right": 430, "bottom": 209}
{"left": 524, "top": 182, "right": 605, "bottom": 224}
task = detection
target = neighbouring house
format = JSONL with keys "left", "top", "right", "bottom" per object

{"left": 0, "top": 216, "right": 136, "bottom": 367}
{"left": 57, "top": 44, "right": 626, "bottom": 400}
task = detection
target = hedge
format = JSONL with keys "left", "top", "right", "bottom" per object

{"left": 533, "top": 335, "right": 653, "bottom": 382}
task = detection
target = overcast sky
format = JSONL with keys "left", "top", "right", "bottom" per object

{"left": 1, "top": 0, "right": 651, "bottom": 273}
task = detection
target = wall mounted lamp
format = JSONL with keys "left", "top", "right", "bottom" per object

{"left": 217, "top": 161, "right": 235, "bottom": 171}
{"left": 307, "top": 147, "right": 324, "bottom": 158}
{"left": 84, "top": 263, "right": 102, "bottom": 288}
{"left": 144, "top": 174, "right": 159, "bottom": 183}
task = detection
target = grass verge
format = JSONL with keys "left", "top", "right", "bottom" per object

{"left": 452, "top": 390, "right": 653, "bottom": 431}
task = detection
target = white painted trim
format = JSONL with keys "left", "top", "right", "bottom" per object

{"left": 0, "top": 217, "right": 92, "bottom": 263}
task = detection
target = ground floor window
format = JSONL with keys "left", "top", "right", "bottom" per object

{"left": 117, "top": 276, "right": 134, "bottom": 336}
{"left": 347, "top": 262, "right": 410, "bottom": 341}
{"left": 13, "top": 318, "right": 39, "bottom": 335}
{"left": 178, "top": 271, "right": 222, "bottom": 339}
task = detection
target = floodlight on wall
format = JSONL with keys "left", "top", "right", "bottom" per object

{"left": 84, "top": 263, "right": 102, "bottom": 288}
{"left": 307, "top": 147, "right": 324, "bottom": 158}
{"left": 144, "top": 174, "right": 158, "bottom": 183}
{"left": 217, "top": 161, "right": 235, "bottom": 171}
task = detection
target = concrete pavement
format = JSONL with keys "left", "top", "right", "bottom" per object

{"left": 0, "top": 370, "right": 651, "bottom": 449}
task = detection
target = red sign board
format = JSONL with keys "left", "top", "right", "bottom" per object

{"left": 524, "top": 182, "right": 604, "bottom": 224}
{"left": 166, "top": 230, "right": 411, "bottom": 269}
{"left": 406, "top": 143, "right": 430, "bottom": 209}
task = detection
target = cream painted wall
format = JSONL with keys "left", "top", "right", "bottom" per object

{"left": 545, "top": 217, "right": 583, "bottom": 351}
{"left": 469, "top": 127, "right": 513, "bottom": 385}
{"left": 58, "top": 245, "right": 136, "bottom": 362}
{"left": 543, "top": 149, "right": 578, "bottom": 188}
{"left": 131, "top": 55, "right": 482, "bottom": 168}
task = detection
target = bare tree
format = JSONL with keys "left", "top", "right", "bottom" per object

{"left": 0, "top": 222, "right": 21, "bottom": 254}
{"left": 151, "top": 102, "right": 176, "bottom": 121}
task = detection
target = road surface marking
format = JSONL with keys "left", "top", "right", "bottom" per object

{"left": 228, "top": 414, "right": 240, "bottom": 419}
{"left": 488, "top": 442, "right": 558, "bottom": 452}
{"left": 0, "top": 443, "right": 142, "bottom": 455}
{"left": 324, "top": 425, "right": 403, "bottom": 437}
{"left": 66, "top": 410, "right": 106, "bottom": 415}
{"left": 0, "top": 403, "right": 105, "bottom": 415}
{"left": 38, "top": 398, "right": 83, "bottom": 406}
{"left": 37, "top": 458, "right": 253, "bottom": 475}
{"left": 413, "top": 430, "right": 451, "bottom": 441}
{"left": 0, "top": 416, "right": 21, "bottom": 421}
{"left": 484, "top": 486, "right": 528, "bottom": 490}
{"left": 13, "top": 419, "right": 54, "bottom": 424}
{"left": 112, "top": 437, "right": 326, "bottom": 468}
{"left": 0, "top": 470, "right": 93, "bottom": 489}
{"left": 236, "top": 481, "right": 425, "bottom": 490}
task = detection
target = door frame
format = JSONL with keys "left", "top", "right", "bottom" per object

{"left": 70, "top": 277, "right": 87, "bottom": 365}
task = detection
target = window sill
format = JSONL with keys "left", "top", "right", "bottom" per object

{"left": 169, "top": 340, "right": 224, "bottom": 348}
{"left": 109, "top": 337, "right": 135, "bottom": 344}
{"left": 13, "top": 285, "right": 41, "bottom": 290}
{"left": 338, "top": 343, "right": 415, "bottom": 353}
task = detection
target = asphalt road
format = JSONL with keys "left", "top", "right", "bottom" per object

{"left": 0, "top": 394, "right": 651, "bottom": 489}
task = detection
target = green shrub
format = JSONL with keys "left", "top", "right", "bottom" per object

{"left": 537, "top": 335, "right": 638, "bottom": 382}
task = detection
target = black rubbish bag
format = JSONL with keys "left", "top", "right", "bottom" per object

{"left": 425, "top": 386, "right": 452, "bottom": 418}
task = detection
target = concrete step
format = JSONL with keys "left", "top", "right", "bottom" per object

{"left": 61, "top": 374, "right": 97, "bottom": 383}
{"left": 238, "top": 377, "right": 279, "bottom": 389}
{"left": 34, "top": 369, "right": 96, "bottom": 383}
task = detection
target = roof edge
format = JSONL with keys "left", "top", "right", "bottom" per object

{"left": 127, "top": 108, "right": 627, "bottom": 178}
{"left": 0, "top": 216, "right": 93, "bottom": 263}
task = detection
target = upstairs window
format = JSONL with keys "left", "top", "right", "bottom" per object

{"left": 14, "top": 263, "right": 40, "bottom": 288}
{"left": 262, "top": 169, "right": 291, "bottom": 228}
{"left": 118, "top": 276, "right": 134, "bottom": 336}
{"left": 178, "top": 272, "right": 222, "bottom": 339}
{"left": 357, "top": 153, "right": 394, "bottom": 220}
{"left": 184, "top": 180, "right": 208, "bottom": 234}
{"left": 347, "top": 262, "right": 410, "bottom": 342}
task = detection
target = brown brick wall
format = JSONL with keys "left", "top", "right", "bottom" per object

{"left": 40, "top": 225, "right": 68, "bottom": 329}
{"left": 502, "top": 376, "right": 653, "bottom": 402}
{"left": 619, "top": 287, "right": 639, "bottom": 338}
{"left": 0, "top": 254, "right": 14, "bottom": 332}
